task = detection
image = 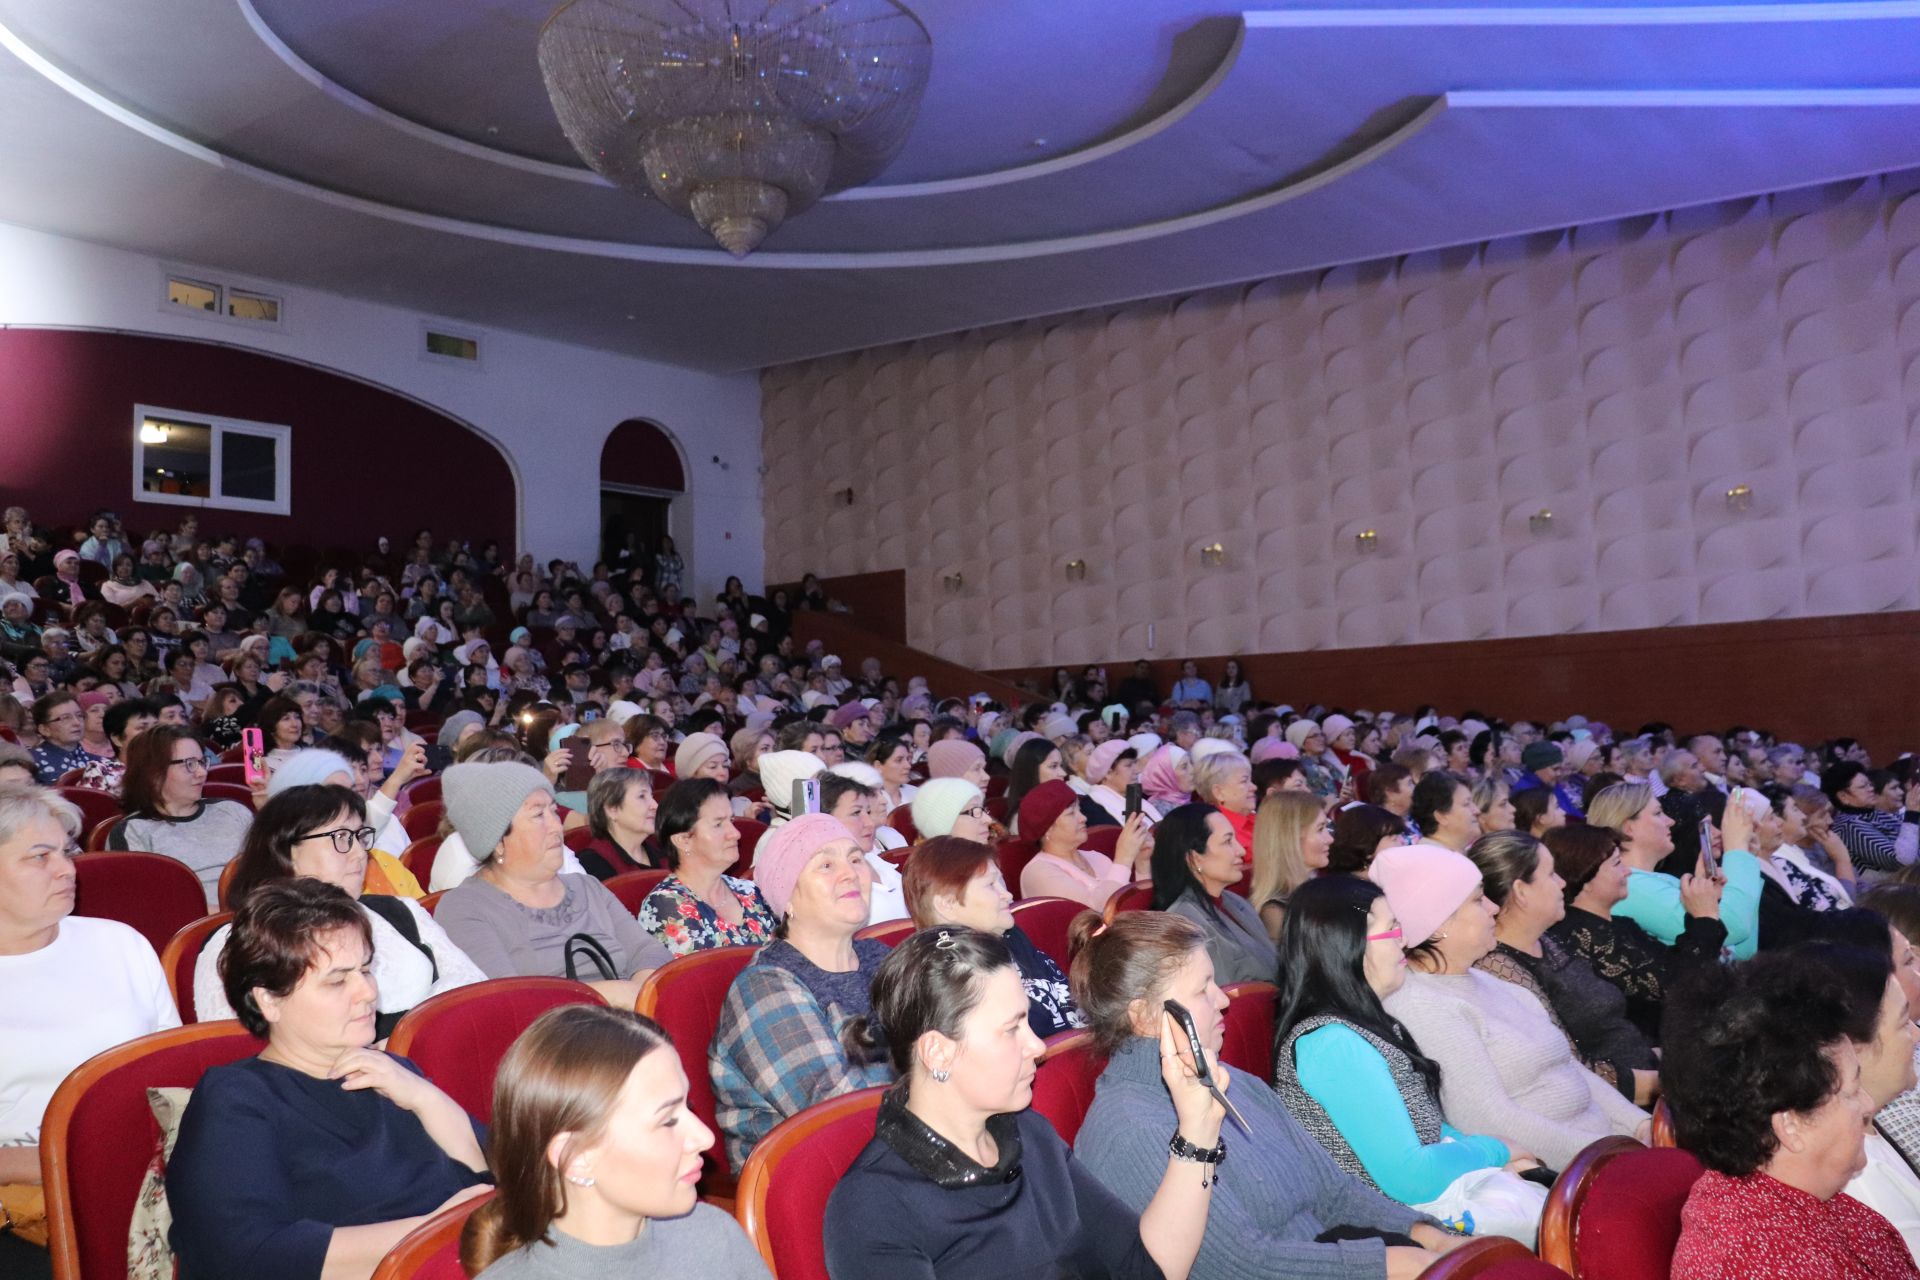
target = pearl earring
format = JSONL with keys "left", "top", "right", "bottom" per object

{"left": 566, "top": 1173, "right": 596, "bottom": 1187}
{"left": 930, "top": 1067, "right": 950, "bottom": 1083}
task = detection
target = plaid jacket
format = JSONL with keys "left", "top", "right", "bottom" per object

{"left": 709, "top": 945, "right": 894, "bottom": 1169}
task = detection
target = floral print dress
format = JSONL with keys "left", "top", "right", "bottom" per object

{"left": 638, "top": 873, "right": 779, "bottom": 956}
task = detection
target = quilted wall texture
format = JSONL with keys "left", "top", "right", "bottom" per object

{"left": 762, "top": 174, "right": 1920, "bottom": 671}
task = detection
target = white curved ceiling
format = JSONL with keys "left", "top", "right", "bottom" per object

{"left": 2, "top": 0, "right": 1920, "bottom": 370}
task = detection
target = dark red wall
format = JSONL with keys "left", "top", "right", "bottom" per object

{"left": 0, "top": 329, "right": 516, "bottom": 552}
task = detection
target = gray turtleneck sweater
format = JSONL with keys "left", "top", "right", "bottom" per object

{"left": 476, "top": 1204, "right": 768, "bottom": 1280}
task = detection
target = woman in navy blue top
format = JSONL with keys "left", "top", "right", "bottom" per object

{"left": 824, "top": 927, "right": 1224, "bottom": 1280}
{"left": 167, "top": 879, "right": 490, "bottom": 1280}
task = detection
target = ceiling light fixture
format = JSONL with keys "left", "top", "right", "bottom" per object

{"left": 1354, "top": 529, "right": 1380, "bottom": 554}
{"left": 139, "top": 421, "right": 170, "bottom": 444}
{"left": 537, "top": 0, "right": 933, "bottom": 257}
{"left": 1529, "top": 508, "right": 1554, "bottom": 535}
{"left": 1725, "top": 484, "right": 1753, "bottom": 512}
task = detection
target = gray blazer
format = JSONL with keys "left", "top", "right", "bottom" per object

{"left": 1167, "top": 885, "right": 1279, "bottom": 985}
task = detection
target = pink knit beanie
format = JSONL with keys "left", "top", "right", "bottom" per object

{"left": 1369, "top": 844, "right": 1484, "bottom": 948}
{"left": 754, "top": 813, "right": 860, "bottom": 918}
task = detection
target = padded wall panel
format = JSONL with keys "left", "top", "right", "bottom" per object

{"left": 763, "top": 175, "right": 1920, "bottom": 669}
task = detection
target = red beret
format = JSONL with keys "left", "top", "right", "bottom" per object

{"left": 1019, "top": 779, "right": 1080, "bottom": 844}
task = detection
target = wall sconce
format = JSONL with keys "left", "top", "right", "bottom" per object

{"left": 1200, "top": 542, "right": 1227, "bottom": 568}
{"left": 1725, "top": 484, "right": 1753, "bottom": 513}
{"left": 1064, "top": 559, "right": 1087, "bottom": 581}
{"left": 1354, "top": 529, "right": 1380, "bottom": 554}
{"left": 1529, "top": 508, "right": 1554, "bottom": 536}
{"left": 833, "top": 486, "right": 855, "bottom": 507}
{"left": 940, "top": 571, "right": 964, "bottom": 593}
{"left": 138, "top": 420, "right": 171, "bottom": 445}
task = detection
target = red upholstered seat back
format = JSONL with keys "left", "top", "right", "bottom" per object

{"left": 1029, "top": 1032, "right": 1107, "bottom": 1145}
{"left": 737, "top": 1087, "right": 885, "bottom": 1280}
{"left": 369, "top": 1190, "right": 494, "bottom": 1280}
{"left": 1082, "top": 825, "right": 1122, "bottom": 856}
{"left": 200, "top": 782, "right": 256, "bottom": 812}
{"left": 1101, "top": 881, "right": 1155, "bottom": 922}
{"left": 1219, "top": 981, "right": 1277, "bottom": 1080}
{"left": 401, "top": 775, "right": 442, "bottom": 809}
{"left": 636, "top": 945, "right": 758, "bottom": 1181}
{"left": 402, "top": 801, "right": 446, "bottom": 842}
{"left": 159, "top": 911, "right": 234, "bottom": 1023}
{"left": 731, "top": 818, "right": 768, "bottom": 875}
{"left": 1010, "top": 896, "right": 1084, "bottom": 972}
{"left": 1570, "top": 1146, "right": 1703, "bottom": 1279}
{"left": 384, "top": 979, "right": 606, "bottom": 1123}
{"left": 71, "top": 851, "right": 208, "bottom": 958}
{"left": 997, "top": 839, "right": 1040, "bottom": 893}
{"left": 1419, "top": 1236, "right": 1572, "bottom": 1279}
{"left": 54, "top": 786, "right": 122, "bottom": 839}
{"left": 853, "top": 918, "right": 913, "bottom": 947}
{"left": 887, "top": 804, "right": 919, "bottom": 843}
{"left": 401, "top": 836, "right": 444, "bottom": 882}
{"left": 605, "top": 868, "right": 670, "bottom": 913}
{"left": 41, "top": 1022, "right": 259, "bottom": 1280}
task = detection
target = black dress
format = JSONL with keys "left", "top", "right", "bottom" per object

{"left": 1547, "top": 907, "right": 1726, "bottom": 1043}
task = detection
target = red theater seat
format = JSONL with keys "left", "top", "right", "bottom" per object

{"left": 1101, "top": 880, "right": 1154, "bottom": 923}
{"left": 637, "top": 945, "right": 758, "bottom": 1198}
{"left": 996, "top": 839, "right": 1039, "bottom": 894}
{"left": 54, "top": 786, "right": 121, "bottom": 840}
{"left": 1029, "top": 1030, "right": 1107, "bottom": 1146}
{"left": 200, "top": 781, "right": 257, "bottom": 812}
{"left": 41, "top": 1021, "right": 259, "bottom": 1280}
{"left": 402, "top": 800, "right": 446, "bottom": 842}
{"left": 1539, "top": 1136, "right": 1703, "bottom": 1279}
{"left": 1010, "top": 896, "right": 1083, "bottom": 972}
{"left": 1418, "top": 1237, "right": 1570, "bottom": 1279}
{"left": 72, "top": 851, "right": 208, "bottom": 958}
{"left": 605, "top": 868, "right": 670, "bottom": 913}
{"left": 369, "top": 1190, "right": 495, "bottom": 1280}
{"left": 886, "top": 804, "right": 919, "bottom": 843}
{"left": 160, "top": 911, "right": 234, "bottom": 1023}
{"left": 736, "top": 1086, "right": 886, "bottom": 1280}
{"left": 1219, "top": 980, "right": 1277, "bottom": 1080}
{"left": 384, "top": 978, "right": 606, "bottom": 1124}
{"left": 732, "top": 818, "right": 768, "bottom": 873}
{"left": 401, "top": 836, "right": 444, "bottom": 883}
{"left": 853, "top": 918, "right": 913, "bottom": 947}
{"left": 1082, "top": 825, "right": 1122, "bottom": 857}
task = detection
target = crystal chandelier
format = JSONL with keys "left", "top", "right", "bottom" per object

{"left": 538, "top": 0, "right": 933, "bottom": 257}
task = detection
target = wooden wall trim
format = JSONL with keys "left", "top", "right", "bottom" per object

{"left": 990, "top": 610, "right": 1918, "bottom": 759}
{"left": 767, "top": 570, "right": 907, "bottom": 644}
{"left": 790, "top": 609, "right": 1029, "bottom": 709}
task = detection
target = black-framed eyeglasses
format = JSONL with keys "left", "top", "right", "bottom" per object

{"left": 297, "top": 826, "right": 377, "bottom": 854}
{"left": 167, "top": 757, "right": 208, "bottom": 773}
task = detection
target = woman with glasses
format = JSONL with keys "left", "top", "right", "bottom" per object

{"left": 26, "top": 691, "right": 89, "bottom": 784}
{"left": 105, "top": 725, "right": 255, "bottom": 907}
{"left": 192, "top": 784, "right": 483, "bottom": 1033}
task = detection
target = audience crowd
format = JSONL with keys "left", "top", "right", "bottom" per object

{"left": 3, "top": 503, "right": 1919, "bottom": 1280}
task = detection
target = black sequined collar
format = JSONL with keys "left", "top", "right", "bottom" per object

{"left": 874, "top": 1088, "right": 1024, "bottom": 1189}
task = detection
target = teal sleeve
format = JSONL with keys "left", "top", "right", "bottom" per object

{"left": 1615, "top": 871, "right": 1685, "bottom": 944}
{"left": 1294, "top": 1025, "right": 1508, "bottom": 1205}
{"left": 1717, "top": 849, "right": 1763, "bottom": 959}
{"left": 1440, "top": 1123, "right": 1511, "bottom": 1167}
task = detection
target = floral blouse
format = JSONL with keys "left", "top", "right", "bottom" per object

{"left": 638, "top": 873, "right": 778, "bottom": 956}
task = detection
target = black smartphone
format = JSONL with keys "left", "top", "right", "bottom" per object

{"left": 561, "top": 738, "right": 595, "bottom": 791}
{"left": 1162, "top": 999, "right": 1250, "bottom": 1135}
{"left": 1697, "top": 815, "right": 1718, "bottom": 876}
{"left": 1125, "top": 781, "right": 1143, "bottom": 818}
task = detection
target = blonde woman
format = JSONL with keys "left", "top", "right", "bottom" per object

{"left": 1249, "top": 790, "right": 1333, "bottom": 942}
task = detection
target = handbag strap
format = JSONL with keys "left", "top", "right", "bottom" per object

{"left": 361, "top": 894, "right": 439, "bottom": 984}
{"left": 563, "top": 932, "right": 619, "bottom": 982}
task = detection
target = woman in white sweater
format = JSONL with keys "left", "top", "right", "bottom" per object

{"left": 194, "top": 783, "right": 484, "bottom": 1035}
{"left": 1370, "top": 843, "right": 1650, "bottom": 1169}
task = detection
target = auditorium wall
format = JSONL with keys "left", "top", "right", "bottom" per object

{"left": 761, "top": 172, "right": 1920, "bottom": 687}
{"left": 0, "top": 223, "right": 764, "bottom": 599}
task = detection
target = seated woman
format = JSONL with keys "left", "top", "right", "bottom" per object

{"left": 1542, "top": 824, "right": 1723, "bottom": 1044}
{"left": 427, "top": 745, "right": 592, "bottom": 892}
{"left": 1823, "top": 760, "right": 1920, "bottom": 875}
{"left": 1273, "top": 877, "right": 1547, "bottom": 1246}
{"left": 821, "top": 769, "right": 909, "bottom": 922}
{"left": 1081, "top": 739, "right": 1160, "bottom": 826}
{"left": 264, "top": 747, "right": 421, "bottom": 897}
{"left": 1663, "top": 951, "right": 1918, "bottom": 1279}
{"left": 924, "top": 738, "right": 991, "bottom": 791}
{"left": 1151, "top": 802, "right": 1276, "bottom": 985}
{"left": 167, "top": 879, "right": 491, "bottom": 1280}
{"left": 462, "top": 1005, "right": 771, "bottom": 1280}
{"left": 255, "top": 694, "right": 309, "bottom": 773}
{"left": 1470, "top": 774, "right": 1514, "bottom": 837}
{"left": 1326, "top": 803, "right": 1410, "bottom": 881}
{"left": 1588, "top": 780, "right": 1763, "bottom": 959}
{"left": 638, "top": 777, "right": 776, "bottom": 956}
{"left": 710, "top": 814, "right": 894, "bottom": 1167}
{"left": 901, "top": 834, "right": 1084, "bottom": 1038}
{"left": 1006, "top": 736, "right": 1111, "bottom": 835}
{"left": 1140, "top": 743, "right": 1196, "bottom": 813}
{"left": 825, "top": 926, "right": 1223, "bottom": 1280}
{"left": 1769, "top": 785, "right": 1857, "bottom": 910}
{"left": 1510, "top": 787, "right": 1564, "bottom": 840}
{"left": 909, "top": 777, "right": 994, "bottom": 842}
{"left": 1408, "top": 772, "right": 1481, "bottom": 854}
{"left": 1248, "top": 789, "right": 1332, "bottom": 940}
{"left": 576, "top": 768, "right": 660, "bottom": 879}
{"left": 0, "top": 786, "right": 179, "bottom": 1255}
{"left": 1190, "top": 750, "right": 1258, "bottom": 856}
{"left": 1464, "top": 831, "right": 1658, "bottom": 1105}
{"left": 107, "top": 724, "right": 253, "bottom": 907}
{"left": 1370, "top": 844, "right": 1649, "bottom": 1169}
{"left": 435, "top": 760, "right": 668, "bottom": 1008}
{"left": 194, "top": 784, "right": 483, "bottom": 1034}
{"left": 1071, "top": 912, "right": 1462, "bottom": 1279}
{"left": 1017, "top": 780, "right": 1151, "bottom": 911}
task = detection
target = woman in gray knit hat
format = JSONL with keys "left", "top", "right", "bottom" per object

{"left": 434, "top": 760, "right": 669, "bottom": 1008}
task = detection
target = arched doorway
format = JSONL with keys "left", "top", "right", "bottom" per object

{"left": 599, "top": 419, "right": 685, "bottom": 579}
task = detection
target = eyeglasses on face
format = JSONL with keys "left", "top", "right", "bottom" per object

{"left": 961, "top": 805, "right": 989, "bottom": 821}
{"left": 167, "top": 756, "right": 208, "bottom": 772}
{"left": 297, "top": 826, "right": 377, "bottom": 855}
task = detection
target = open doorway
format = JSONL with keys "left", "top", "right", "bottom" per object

{"left": 600, "top": 489, "right": 672, "bottom": 583}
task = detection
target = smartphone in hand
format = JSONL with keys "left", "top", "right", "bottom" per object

{"left": 1162, "top": 999, "right": 1250, "bottom": 1135}
{"left": 793, "top": 776, "right": 822, "bottom": 817}
{"left": 1697, "top": 815, "right": 1719, "bottom": 877}
{"left": 241, "top": 727, "right": 267, "bottom": 787}
{"left": 1125, "top": 781, "right": 1143, "bottom": 818}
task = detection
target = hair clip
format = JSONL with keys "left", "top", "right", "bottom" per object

{"left": 1091, "top": 922, "right": 1109, "bottom": 938}
{"left": 933, "top": 929, "right": 959, "bottom": 951}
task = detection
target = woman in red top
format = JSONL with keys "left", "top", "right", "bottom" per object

{"left": 1663, "top": 951, "right": 1918, "bottom": 1279}
{"left": 1191, "top": 749, "right": 1257, "bottom": 858}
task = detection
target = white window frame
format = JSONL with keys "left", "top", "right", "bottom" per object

{"left": 419, "top": 320, "right": 484, "bottom": 371}
{"left": 158, "top": 266, "right": 287, "bottom": 329}
{"left": 224, "top": 286, "right": 284, "bottom": 325}
{"left": 131, "top": 404, "right": 293, "bottom": 516}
